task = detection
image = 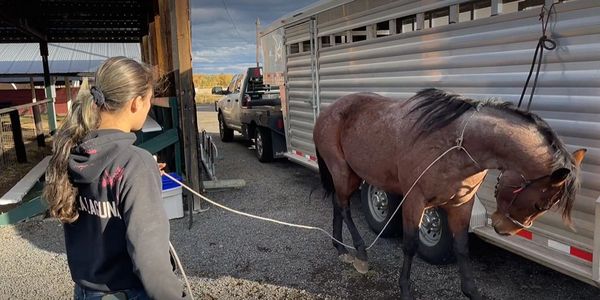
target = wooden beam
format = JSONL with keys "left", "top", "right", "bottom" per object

{"left": 0, "top": 156, "right": 50, "bottom": 205}
{"left": 148, "top": 21, "right": 158, "bottom": 66}
{"left": 154, "top": 15, "right": 167, "bottom": 75}
{"left": 141, "top": 36, "right": 149, "bottom": 63}
{"left": 30, "top": 77, "right": 44, "bottom": 147}
{"left": 65, "top": 76, "right": 72, "bottom": 112}
{"left": 169, "top": 0, "right": 203, "bottom": 212}
{"left": 159, "top": 0, "right": 174, "bottom": 74}
{"left": 202, "top": 180, "right": 246, "bottom": 190}
{"left": 137, "top": 128, "right": 179, "bottom": 154}
{"left": 9, "top": 110, "right": 27, "bottom": 163}
{"left": 0, "top": 196, "right": 47, "bottom": 226}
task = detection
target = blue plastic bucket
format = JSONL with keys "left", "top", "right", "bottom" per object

{"left": 161, "top": 172, "right": 183, "bottom": 191}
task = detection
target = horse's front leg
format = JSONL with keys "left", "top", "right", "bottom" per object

{"left": 443, "top": 199, "right": 483, "bottom": 300}
{"left": 399, "top": 200, "right": 424, "bottom": 300}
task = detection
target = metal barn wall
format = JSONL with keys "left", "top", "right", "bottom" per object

{"left": 285, "top": 0, "right": 600, "bottom": 254}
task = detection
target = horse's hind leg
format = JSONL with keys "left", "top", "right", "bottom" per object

{"left": 340, "top": 200, "right": 368, "bottom": 273}
{"left": 443, "top": 199, "right": 483, "bottom": 300}
{"left": 332, "top": 196, "right": 353, "bottom": 263}
{"left": 330, "top": 164, "right": 367, "bottom": 273}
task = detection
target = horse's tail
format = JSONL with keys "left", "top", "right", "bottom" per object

{"left": 316, "top": 150, "right": 335, "bottom": 198}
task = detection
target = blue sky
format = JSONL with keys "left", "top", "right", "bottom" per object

{"left": 191, "top": 0, "right": 317, "bottom": 74}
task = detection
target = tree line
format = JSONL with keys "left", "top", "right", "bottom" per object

{"left": 193, "top": 74, "right": 234, "bottom": 89}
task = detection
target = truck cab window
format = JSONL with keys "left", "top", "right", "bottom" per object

{"left": 228, "top": 74, "right": 241, "bottom": 93}
{"left": 234, "top": 75, "right": 244, "bottom": 92}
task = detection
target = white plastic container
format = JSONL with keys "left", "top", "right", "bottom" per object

{"left": 162, "top": 186, "right": 183, "bottom": 219}
{"left": 161, "top": 173, "right": 184, "bottom": 219}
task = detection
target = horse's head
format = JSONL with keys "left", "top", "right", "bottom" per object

{"left": 491, "top": 149, "right": 586, "bottom": 235}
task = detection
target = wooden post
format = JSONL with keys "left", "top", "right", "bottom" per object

{"left": 141, "top": 36, "right": 149, "bottom": 63}
{"left": 65, "top": 76, "right": 72, "bottom": 113}
{"left": 9, "top": 110, "right": 27, "bottom": 163}
{"left": 40, "top": 42, "right": 57, "bottom": 134}
{"left": 154, "top": 14, "right": 173, "bottom": 77}
{"left": 30, "top": 77, "right": 45, "bottom": 147}
{"left": 159, "top": 0, "right": 174, "bottom": 75}
{"left": 169, "top": 0, "right": 203, "bottom": 212}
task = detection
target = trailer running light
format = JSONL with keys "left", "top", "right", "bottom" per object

{"left": 515, "top": 229, "right": 593, "bottom": 262}
{"left": 291, "top": 149, "right": 317, "bottom": 162}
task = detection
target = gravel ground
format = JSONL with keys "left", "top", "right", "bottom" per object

{"left": 1, "top": 105, "right": 599, "bottom": 299}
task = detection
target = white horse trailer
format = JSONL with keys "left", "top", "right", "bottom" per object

{"left": 259, "top": 0, "right": 600, "bottom": 287}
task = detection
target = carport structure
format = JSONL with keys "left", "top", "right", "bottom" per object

{"left": 0, "top": 0, "right": 203, "bottom": 224}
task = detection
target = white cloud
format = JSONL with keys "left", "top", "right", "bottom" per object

{"left": 190, "top": 0, "right": 318, "bottom": 73}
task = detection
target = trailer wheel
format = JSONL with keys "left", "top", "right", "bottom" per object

{"left": 360, "top": 182, "right": 403, "bottom": 238}
{"left": 218, "top": 113, "right": 234, "bottom": 142}
{"left": 417, "top": 207, "right": 455, "bottom": 265}
{"left": 255, "top": 127, "right": 273, "bottom": 162}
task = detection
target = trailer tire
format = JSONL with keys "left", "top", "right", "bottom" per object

{"left": 218, "top": 113, "right": 234, "bottom": 142}
{"left": 360, "top": 182, "right": 403, "bottom": 238}
{"left": 417, "top": 207, "right": 455, "bottom": 265}
{"left": 255, "top": 127, "right": 273, "bottom": 162}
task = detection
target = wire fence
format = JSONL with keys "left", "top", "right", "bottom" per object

{"left": 0, "top": 101, "right": 52, "bottom": 169}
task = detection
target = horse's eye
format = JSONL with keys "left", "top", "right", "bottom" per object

{"left": 534, "top": 203, "right": 544, "bottom": 211}
{"left": 541, "top": 188, "right": 547, "bottom": 193}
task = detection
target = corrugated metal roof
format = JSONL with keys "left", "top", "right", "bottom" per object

{"left": 0, "top": 43, "right": 141, "bottom": 82}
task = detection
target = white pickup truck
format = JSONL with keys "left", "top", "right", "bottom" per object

{"left": 213, "top": 67, "right": 286, "bottom": 162}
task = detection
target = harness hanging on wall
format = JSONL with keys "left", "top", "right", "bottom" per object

{"left": 517, "top": 3, "right": 558, "bottom": 112}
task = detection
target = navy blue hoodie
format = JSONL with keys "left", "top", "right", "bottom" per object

{"left": 64, "top": 129, "right": 186, "bottom": 299}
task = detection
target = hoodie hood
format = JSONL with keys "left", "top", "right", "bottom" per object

{"left": 69, "top": 129, "right": 137, "bottom": 184}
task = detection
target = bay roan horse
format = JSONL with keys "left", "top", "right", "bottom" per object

{"left": 314, "top": 88, "right": 586, "bottom": 299}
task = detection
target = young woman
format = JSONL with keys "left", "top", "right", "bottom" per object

{"left": 43, "top": 57, "right": 188, "bottom": 300}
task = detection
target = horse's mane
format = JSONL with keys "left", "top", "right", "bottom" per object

{"left": 408, "top": 88, "right": 579, "bottom": 224}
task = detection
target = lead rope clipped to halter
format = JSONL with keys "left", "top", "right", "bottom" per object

{"left": 162, "top": 106, "right": 482, "bottom": 253}
{"left": 517, "top": 2, "right": 557, "bottom": 111}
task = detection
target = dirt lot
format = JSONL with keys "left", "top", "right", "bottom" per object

{"left": 0, "top": 105, "right": 599, "bottom": 299}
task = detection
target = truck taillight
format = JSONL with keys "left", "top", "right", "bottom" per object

{"left": 277, "top": 119, "right": 284, "bottom": 129}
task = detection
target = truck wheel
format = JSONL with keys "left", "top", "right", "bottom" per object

{"left": 417, "top": 207, "right": 455, "bottom": 265}
{"left": 360, "top": 182, "right": 403, "bottom": 238}
{"left": 255, "top": 127, "right": 273, "bottom": 162}
{"left": 218, "top": 113, "right": 234, "bottom": 142}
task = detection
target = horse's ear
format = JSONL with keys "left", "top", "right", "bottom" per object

{"left": 550, "top": 168, "right": 570, "bottom": 187}
{"left": 572, "top": 149, "right": 587, "bottom": 167}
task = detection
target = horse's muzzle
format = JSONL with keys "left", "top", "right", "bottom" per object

{"left": 491, "top": 211, "right": 523, "bottom": 236}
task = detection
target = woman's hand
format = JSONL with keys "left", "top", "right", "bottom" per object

{"left": 158, "top": 162, "right": 167, "bottom": 175}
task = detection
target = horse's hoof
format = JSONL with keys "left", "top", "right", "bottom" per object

{"left": 352, "top": 259, "right": 369, "bottom": 274}
{"left": 338, "top": 253, "right": 355, "bottom": 264}
{"left": 400, "top": 292, "right": 414, "bottom": 300}
{"left": 466, "top": 291, "right": 483, "bottom": 300}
